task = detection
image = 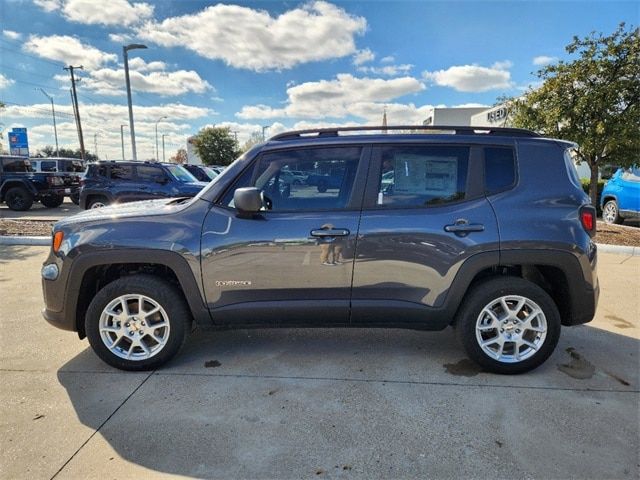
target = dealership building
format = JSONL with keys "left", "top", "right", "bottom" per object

{"left": 422, "top": 105, "right": 511, "bottom": 128}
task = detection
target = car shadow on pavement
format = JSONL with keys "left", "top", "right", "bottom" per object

{"left": 55, "top": 324, "right": 639, "bottom": 478}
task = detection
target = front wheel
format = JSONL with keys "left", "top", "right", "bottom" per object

{"left": 603, "top": 200, "right": 623, "bottom": 224}
{"left": 85, "top": 275, "right": 191, "bottom": 371}
{"left": 4, "top": 186, "right": 34, "bottom": 211}
{"left": 455, "top": 277, "right": 561, "bottom": 374}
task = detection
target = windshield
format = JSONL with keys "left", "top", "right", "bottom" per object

{"left": 165, "top": 164, "right": 198, "bottom": 183}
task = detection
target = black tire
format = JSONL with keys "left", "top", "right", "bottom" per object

{"left": 70, "top": 192, "right": 80, "bottom": 205}
{"left": 87, "top": 196, "right": 109, "bottom": 209}
{"left": 317, "top": 181, "right": 328, "bottom": 193}
{"left": 602, "top": 200, "right": 623, "bottom": 225}
{"left": 455, "top": 276, "right": 561, "bottom": 374}
{"left": 85, "top": 275, "right": 192, "bottom": 371}
{"left": 41, "top": 193, "right": 65, "bottom": 208}
{"left": 4, "top": 186, "right": 34, "bottom": 211}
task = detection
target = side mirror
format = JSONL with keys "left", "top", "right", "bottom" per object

{"left": 234, "top": 187, "right": 263, "bottom": 214}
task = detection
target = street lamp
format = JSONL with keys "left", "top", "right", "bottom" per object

{"left": 155, "top": 115, "right": 167, "bottom": 161}
{"left": 161, "top": 134, "right": 167, "bottom": 162}
{"left": 120, "top": 124, "right": 128, "bottom": 160}
{"left": 38, "top": 88, "right": 59, "bottom": 156}
{"left": 262, "top": 125, "right": 270, "bottom": 141}
{"left": 123, "top": 43, "right": 147, "bottom": 161}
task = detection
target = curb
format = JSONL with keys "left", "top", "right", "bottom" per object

{"left": 0, "top": 236, "right": 638, "bottom": 256}
{"left": 0, "top": 236, "right": 51, "bottom": 246}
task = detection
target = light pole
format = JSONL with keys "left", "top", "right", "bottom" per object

{"left": 38, "top": 88, "right": 59, "bottom": 156}
{"left": 93, "top": 133, "right": 99, "bottom": 159}
{"left": 262, "top": 125, "right": 270, "bottom": 141}
{"left": 161, "top": 134, "right": 167, "bottom": 162}
{"left": 155, "top": 116, "right": 167, "bottom": 161}
{"left": 123, "top": 43, "right": 147, "bottom": 161}
{"left": 120, "top": 124, "right": 128, "bottom": 160}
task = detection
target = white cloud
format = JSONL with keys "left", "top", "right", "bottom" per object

{"left": 33, "top": 0, "right": 61, "bottom": 12}
{"left": 422, "top": 62, "right": 513, "bottom": 92}
{"left": 380, "top": 56, "right": 395, "bottom": 64}
{"left": 533, "top": 55, "right": 558, "bottom": 66}
{"left": 2, "top": 30, "right": 22, "bottom": 40}
{"left": 52, "top": 57, "right": 212, "bottom": 97}
{"left": 358, "top": 64, "right": 413, "bottom": 77}
{"left": 108, "top": 32, "right": 132, "bottom": 43}
{"left": 237, "top": 73, "right": 426, "bottom": 121}
{"left": 24, "top": 35, "right": 117, "bottom": 69}
{"left": 34, "top": 0, "right": 154, "bottom": 26}
{"left": 353, "top": 48, "right": 375, "bottom": 66}
{"left": 0, "top": 74, "right": 15, "bottom": 89}
{"left": 138, "top": 1, "right": 366, "bottom": 71}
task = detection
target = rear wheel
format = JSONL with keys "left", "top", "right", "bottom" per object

{"left": 41, "top": 193, "right": 65, "bottom": 208}
{"left": 85, "top": 275, "right": 191, "bottom": 371}
{"left": 4, "top": 186, "right": 34, "bottom": 211}
{"left": 317, "top": 180, "right": 328, "bottom": 193}
{"left": 455, "top": 277, "right": 561, "bottom": 374}
{"left": 603, "top": 200, "right": 623, "bottom": 224}
{"left": 70, "top": 192, "right": 80, "bottom": 205}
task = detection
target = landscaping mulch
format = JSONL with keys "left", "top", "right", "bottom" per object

{"left": 1, "top": 218, "right": 639, "bottom": 247}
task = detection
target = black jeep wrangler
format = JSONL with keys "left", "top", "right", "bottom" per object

{"left": 0, "top": 155, "right": 78, "bottom": 211}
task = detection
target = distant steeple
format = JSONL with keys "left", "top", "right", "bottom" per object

{"left": 382, "top": 105, "right": 388, "bottom": 133}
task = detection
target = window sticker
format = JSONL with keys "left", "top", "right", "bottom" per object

{"left": 393, "top": 154, "right": 458, "bottom": 195}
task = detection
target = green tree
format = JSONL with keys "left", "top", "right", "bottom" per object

{"left": 191, "top": 126, "right": 239, "bottom": 166}
{"left": 507, "top": 23, "right": 639, "bottom": 205}
{"left": 35, "top": 146, "right": 98, "bottom": 161}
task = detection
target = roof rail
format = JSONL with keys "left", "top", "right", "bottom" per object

{"left": 270, "top": 125, "right": 540, "bottom": 141}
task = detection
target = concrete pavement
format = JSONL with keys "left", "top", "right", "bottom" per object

{"left": 0, "top": 246, "right": 638, "bottom": 479}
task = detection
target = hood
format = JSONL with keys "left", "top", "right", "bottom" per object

{"left": 181, "top": 181, "right": 209, "bottom": 192}
{"left": 55, "top": 197, "right": 192, "bottom": 228}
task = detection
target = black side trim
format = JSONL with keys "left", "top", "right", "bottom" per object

{"left": 62, "top": 249, "right": 211, "bottom": 332}
{"left": 210, "top": 300, "right": 349, "bottom": 326}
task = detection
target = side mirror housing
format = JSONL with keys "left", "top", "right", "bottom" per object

{"left": 234, "top": 187, "right": 262, "bottom": 214}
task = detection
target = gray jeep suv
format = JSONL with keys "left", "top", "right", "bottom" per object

{"left": 41, "top": 126, "right": 599, "bottom": 374}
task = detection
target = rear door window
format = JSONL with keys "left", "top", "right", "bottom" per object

{"left": 372, "top": 145, "right": 470, "bottom": 208}
{"left": 136, "top": 165, "right": 167, "bottom": 183}
{"left": 110, "top": 164, "right": 134, "bottom": 181}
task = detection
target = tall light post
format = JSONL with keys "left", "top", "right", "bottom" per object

{"left": 155, "top": 115, "right": 167, "bottom": 161}
{"left": 38, "top": 88, "right": 59, "bottom": 156}
{"left": 93, "top": 132, "right": 100, "bottom": 159}
{"left": 161, "top": 134, "right": 167, "bottom": 162}
{"left": 120, "top": 124, "right": 128, "bottom": 160}
{"left": 262, "top": 125, "right": 270, "bottom": 141}
{"left": 123, "top": 43, "right": 147, "bottom": 161}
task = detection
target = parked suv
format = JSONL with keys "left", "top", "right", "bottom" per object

{"left": 79, "top": 161, "right": 208, "bottom": 209}
{"left": 0, "top": 155, "right": 78, "bottom": 210}
{"left": 42, "top": 126, "right": 599, "bottom": 373}
{"left": 601, "top": 166, "right": 640, "bottom": 224}
{"left": 30, "top": 157, "right": 85, "bottom": 205}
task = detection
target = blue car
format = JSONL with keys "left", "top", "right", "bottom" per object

{"left": 601, "top": 166, "right": 640, "bottom": 224}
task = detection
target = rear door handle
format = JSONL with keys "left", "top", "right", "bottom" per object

{"left": 444, "top": 219, "right": 485, "bottom": 236}
{"left": 311, "top": 228, "right": 350, "bottom": 237}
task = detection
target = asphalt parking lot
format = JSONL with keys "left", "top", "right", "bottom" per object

{"left": 0, "top": 198, "right": 81, "bottom": 220}
{"left": 0, "top": 246, "right": 638, "bottom": 479}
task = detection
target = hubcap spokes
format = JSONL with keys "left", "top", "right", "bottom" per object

{"left": 475, "top": 295, "right": 547, "bottom": 363}
{"left": 99, "top": 294, "right": 170, "bottom": 360}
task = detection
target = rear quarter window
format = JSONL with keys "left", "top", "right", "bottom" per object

{"left": 484, "top": 147, "right": 516, "bottom": 194}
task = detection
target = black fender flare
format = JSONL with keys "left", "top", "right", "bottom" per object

{"left": 0, "top": 178, "right": 37, "bottom": 197}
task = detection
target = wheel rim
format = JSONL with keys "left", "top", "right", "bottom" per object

{"left": 8, "top": 192, "right": 24, "bottom": 209}
{"left": 99, "top": 294, "right": 170, "bottom": 360}
{"left": 90, "top": 201, "right": 106, "bottom": 209}
{"left": 475, "top": 295, "right": 547, "bottom": 363}
{"left": 603, "top": 202, "right": 617, "bottom": 223}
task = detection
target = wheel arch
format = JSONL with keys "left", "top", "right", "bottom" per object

{"left": 65, "top": 249, "right": 211, "bottom": 338}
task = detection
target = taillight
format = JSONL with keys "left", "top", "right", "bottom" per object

{"left": 580, "top": 206, "right": 596, "bottom": 237}
{"left": 47, "top": 176, "right": 64, "bottom": 186}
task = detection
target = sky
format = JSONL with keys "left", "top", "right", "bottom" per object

{"left": 0, "top": 0, "right": 637, "bottom": 160}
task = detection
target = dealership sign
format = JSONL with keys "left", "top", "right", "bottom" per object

{"left": 9, "top": 128, "right": 29, "bottom": 157}
{"left": 486, "top": 107, "right": 508, "bottom": 123}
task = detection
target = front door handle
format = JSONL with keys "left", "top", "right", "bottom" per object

{"left": 311, "top": 228, "right": 350, "bottom": 237}
{"left": 444, "top": 219, "right": 485, "bottom": 236}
